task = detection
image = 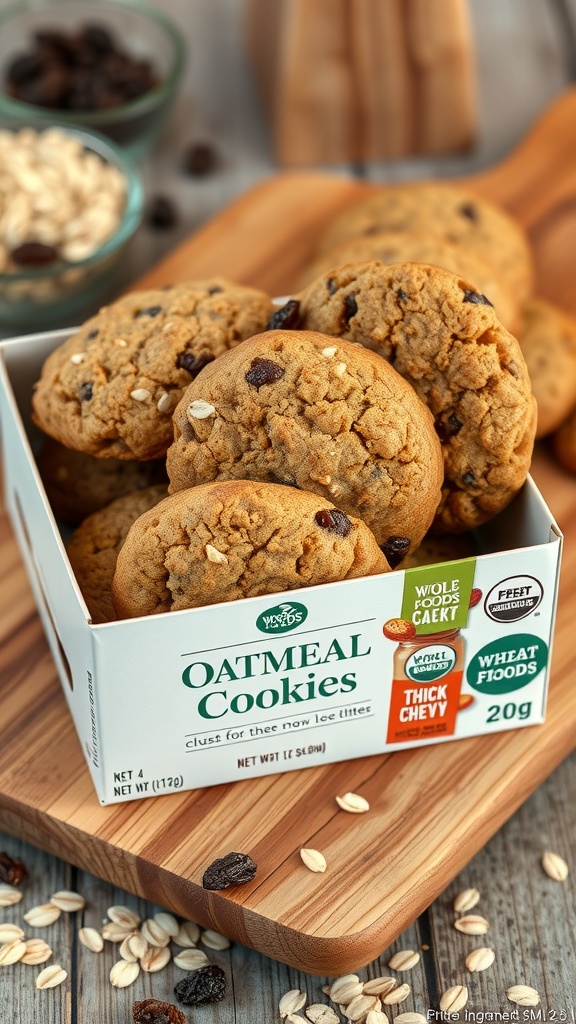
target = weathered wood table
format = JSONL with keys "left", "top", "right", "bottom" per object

{"left": 1, "top": 1, "right": 575, "bottom": 1020}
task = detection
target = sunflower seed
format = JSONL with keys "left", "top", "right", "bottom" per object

{"left": 78, "top": 927, "right": 104, "bottom": 953}
{"left": 335, "top": 792, "right": 370, "bottom": 814}
{"left": 382, "top": 983, "right": 411, "bottom": 1005}
{"left": 465, "top": 947, "right": 495, "bottom": 972}
{"left": 107, "top": 906, "right": 141, "bottom": 929}
{"left": 542, "top": 852, "right": 568, "bottom": 881}
{"left": 507, "top": 986, "right": 540, "bottom": 1006}
{"left": 300, "top": 848, "right": 327, "bottom": 873}
{"left": 453, "top": 888, "right": 480, "bottom": 912}
{"left": 50, "top": 890, "right": 86, "bottom": 913}
{"left": 454, "top": 914, "right": 490, "bottom": 935}
{"left": 23, "top": 904, "right": 61, "bottom": 927}
{"left": 363, "top": 978, "right": 397, "bottom": 997}
{"left": 154, "top": 912, "right": 179, "bottom": 937}
{"left": 280, "top": 990, "right": 307, "bottom": 1017}
{"left": 140, "top": 945, "right": 171, "bottom": 972}
{"left": 388, "top": 950, "right": 420, "bottom": 971}
{"left": 0, "top": 883, "right": 23, "bottom": 906}
{"left": 36, "top": 964, "right": 67, "bottom": 989}
{"left": 173, "top": 948, "right": 210, "bottom": 970}
{"left": 21, "top": 938, "right": 52, "bottom": 965}
{"left": 440, "top": 986, "right": 468, "bottom": 1012}
{"left": 140, "top": 918, "right": 171, "bottom": 948}
{"left": 306, "top": 1004, "right": 340, "bottom": 1023}
{"left": 201, "top": 928, "right": 230, "bottom": 950}
{"left": 174, "top": 920, "right": 200, "bottom": 947}
{"left": 0, "top": 939, "right": 26, "bottom": 965}
{"left": 109, "top": 958, "right": 140, "bottom": 987}
{"left": 0, "top": 924, "right": 25, "bottom": 943}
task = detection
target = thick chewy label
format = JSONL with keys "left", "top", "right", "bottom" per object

{"left": 401, "top": 559, "right": 476, "bottom": 635}
{"left": 386, "top": 671, "right": 463, "bottom": 743}
{"left": 466, "top": 633, "right": 548, "bottom": 694}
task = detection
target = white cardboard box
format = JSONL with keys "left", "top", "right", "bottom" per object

{"left": 0, "top": 330, "right": 563, "bottom": 805}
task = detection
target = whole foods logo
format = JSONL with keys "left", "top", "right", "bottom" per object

{"left": 405, "top": 643, "right": 457, "bottom": 683}
{"left": 256, "top": 601, "right": 308, "bottom": 634}
{"left": 484, "top": 575, "right": 543, "bottom": 623}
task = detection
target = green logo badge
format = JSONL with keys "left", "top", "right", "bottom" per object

{"left": 467, "top": 634, "right": 548, "bottom": 695}
{"left": 405, "top": 644, "right": 457, "bottom": 683}
{"left": 256, "top": 601, "right": 308, "bottom": 634}
{"left": 401, "top": 558, "right": 477, "bottom": 635}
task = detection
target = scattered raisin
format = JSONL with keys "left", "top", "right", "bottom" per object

{"left": 132, "top": 998, "right": 187, "bottom": 1024}
{"left": 343, "top": 292, "right": 358, "bottom": 324}
{"left": 435, "top": 412, "right": 463, "bottom": 441}
{"left": 183, "top": 142, "right": 217, "bottom": 177}
{"left": 459, "top": 202, "right": 478, "bottom": 221}
{"left": 11, "top": 242, "right": 58, "bottom": 266}
{"left": 147, "top": 195, "right": 178, "bottom": 230}
{"left": 315, "top": 509, "right": 352, "bottom": 537}
{"left": 268, "top": 299, "right": 301, "bottom": 331}
{"left": 78, "top": 382, "right": 93, "bottom": 401}
{"left": 462, "top": 471, "right": 476, "bottom": 486}
{"left": 174, "top": 965, "right": 226, "bottom": 1006}
{"left": 176, "top": 352, "right": 214, "bottom": 377}
{"left": 245, "top": 357, "right": 285, "bottom": 389}
{"left": 202, "top": 851, "right": 257, "bottom": 890}
{"left": 381, "top": 536, "right": 411, "bottom": 569}
{"left": 136, "top": 305, "right": 163, "bottom": 318}
{"left": 462, "top": 289, "right": 493, "bottom": 307}
{"left": 0, "top": 852, "right": 26, "bottom": 887}
{"left": 327, "top": 277, "right": 338, "bottom": 295}
{"left": 397, "top": 288, "right": 408, "bottom": 302}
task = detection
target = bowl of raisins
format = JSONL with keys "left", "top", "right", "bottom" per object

{"left": 0, "top": 0, "right": 186, "bottom": 158}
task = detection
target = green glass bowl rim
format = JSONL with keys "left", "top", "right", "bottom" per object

{"left": 0, "top": 123, "right": 144, "bottom": 282}
{"left": 0, "top": 0, "right": 186, "bottom": 125}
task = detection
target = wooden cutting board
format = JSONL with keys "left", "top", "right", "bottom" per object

{"left": 1, "top": 89, "right": 576, "bottom": 977}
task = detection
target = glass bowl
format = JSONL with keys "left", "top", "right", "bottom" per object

{"left": 0, "top": 124, "right": 143, "bottom": 330}
{"left": 0, "top": 0, "right": 186, "bottom": 159}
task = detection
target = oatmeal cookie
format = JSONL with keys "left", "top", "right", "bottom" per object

{"left": 517, "top": 298, "right": 576, "bottom": 438}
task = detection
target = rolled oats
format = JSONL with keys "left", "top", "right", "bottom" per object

{"left": 439, "top": 986, "right": 468, "bottom": 1012}
{"left": 465, "top": 947, "right": 495, "bottom": 973}
{"left": 23, "top": 903, "right": 61, "bottom": 927}
{"left": 541, "top": 852, "right": 568, "bottom": 881}
{"left": 453, "top": 888, "right": 480, "bottom": 912}
{"left": 0, "top": 939, "right": 26, "bottom": 965}
{"left": 362, "top": 978, "right": 397, "bottom": 997}
{"left": 280, "top": 990, "right": 307, "bottom": 1017}
{"left": 0, "top": 924, "right": 25, "bottom": 943}
{"left": 300, "top": 848, "right": 327, "bottom": 873}
{"left": 78, "top": 927, "right": 104, "bottom": 953}
{"left": 382, "top": 983, "right": 411, "bottom": 1005}
{"left": 387, "top": 950, "right": 420, "bottom": 971}
{"left": 173, "top": 948, "right": 210, "bottom": 971}
{"left": 107, "top": 906, "right": 141, "bottom": 930}
{"left": 21, "top": 938, "right": 52, "bottom": 965}
{"left": 507, "top": 986, "right": 540, "bottom": 1006}
{"left": 50, "top": 890, "right": 86, "bottom": 913}
{"left": 454, "top": 914, "right": 490, "bottom": 935}
{"left": 346, "top": 994, "right": 380, "bottom": 1020}
{"left": 36, "top": 964, "right": 67, "bottom": 989}
{"left": 174, "top": 920, "right": 201, "bottom": 947}
{"left": 329, "top": 976, "right": 363, "bottom": 1003}
{"left": 200, "top": 928, "right": 230, "bottom": 950}
{"left": 305, "top": 1004, "right": 340, "bottom": 1024}
{"left": 140, "top": 945, "right": 171, "bottom": 973}
{"left": 335, "top": 792, "right": 370, "bottom": 814}
{"left": 366, "top": 1012, "right": 390, "bottom": 1024}
{"left": 0, "top": 883, "right": 23, "bottom": 906}
{"left": 154, "top": 912, "right": 180, "bottom": 938}
{"left": 140, "top": 918, "right": 171, "bottom": 948}
{"left": 109, "top": 958, "right": 140, "bottom": 988}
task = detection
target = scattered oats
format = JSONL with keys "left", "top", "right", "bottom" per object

{"left": 300, "top": 848, "right": 327, "bottom": 873}
{"left": 346, "top": 994, "right": 380, "bottom": 1021}
{"left": 453, "top": 888, "right": 480, "bottom": 912}
{"left": 101, "top": 921, "right": 133, "bottom": 942}
{"left": 321, "top": 346, "right": 338, "bottom": 357}
{"left": 114, "top": 338, "right": 127, "bottom": 348}
{"left": 382, "top": 983, "right": 411, "bottom": 1005}
{"left": 388, "top": 950, "right": 420, "bottom": 971}
{"left": 334, "top": 362, "right": 347, "bottom": 377}
{"left": 318, "top": 475, "right": 332, "bottom": 485}
{"left": 70, "top": 353, "right": 85, "bottom": 364}
{"left": 50, "top": 890, "right": 86, "bottom": 913}
{"left": 36, "top": 964, "right": 67, "bottom": 989}
{"left": 173, "top": 948, "right": 210, "bottom": 971}
{"left": 21, "top": 938, "right": 52, "bottom": 965}
{"left": 507, "top": 986, "right": 540, "bottom": 1006}
{"left": 465, "top": 947, "right": 495, "bottom": 973}
{"left": 366, "top": 1013, "right": 390, "bottom": 1024}
{"left": 119, "top": 934, "right": 138, "bottom": 962}
{"left": 362, "top": 978, "right": 397, "bottom": 997}
{"left": 205, "top": 543, "right": 228, "bottom": 564}
{"left": 335, "top": 792, "right": 370, "bottom": 814}
{"left": 542, "top": 851, "right": 568, "bottom": 881}
{"left": 107, "top": 906, "right": 141, "bottom": 930}
{"left": 454, "top": 914, "right": 489, "bottom": 935}
{"left": 395, "top": 1014, "right": 427, "bottom": 1024}
{"left": 187, "top": 399, "right": 216, "bottom": 420}
{"left": 306, "top": 1004, "right": 340, "bottom": 1024}
{"left": 322, "top": 985, "right": 332, "bottom": 996}
{"left": 286, "top": 1016, "right": 306, "bottom": 1024}
{"left": 157, "top": 392, "right": 174, "bottom": 413}
{"left": 280, "top": 990, "right": 307, "bottom": 1017}
{"left": 140, "top": 918, "right": 171, "bottom": 948}
{"left": 140, "top": 945, "right": 171, "bottom": 972}
{"left": 78, "top": 927, "right": 104, "bottom": 953}
{"left": 109, "top": 958, "right": 140, "bottom": 988}
{"left": 329, "top": 975, "right": 363, "bottom": 1003}
{"left": 154, "top": 912, "right": 179, "bottom": 938}
{"left": 23, "top": 904, "right": 61, "bottom": 928}
{"left": 0, "top": 883, "right": 23, "bottom": 906}
{"left": 174, "top": 920, "right": 200, "bottom": 947}
{"left": 0, "top": 924, "right": 25, "bottom": 943}
{"left": 130, "top": 388, "right": 151, "bottom": 402}
{"left": 201, "top": 928, "right": 230, "bottom": 950}
{"left": 0, "top": 939, "right": 26, "bottom": 965}
{"left": 126, "top": 931, "right": 148, "bottom": 960}
{"left": 440, "top": 986, "right": 468, "bottom": 1012}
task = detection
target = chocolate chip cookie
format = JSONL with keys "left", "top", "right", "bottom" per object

{"left": 517, "top": 298, "right": 576, "bottom": 438}
{"left": 299, "top": 229, "right": 518, "bottom": 332}
{"left": 37, "top": 436, "right": 168, "bottom": 525}
{"left": 67, "top": 484, "right": 167, "bottom": 623}
{"left": 318, "top": 183, "right": 534, "bottom": 304}
{"left": 112, "top": 480, "right": 390, "bottom": 618}
{"left": 166, "top": 329, "right": 444, "bottom": 554}
{"left": 298, "top": 261, "right": 537, "bottom": 532}
{"left": 32, "top": 279, "right": 274, "bottom": 460}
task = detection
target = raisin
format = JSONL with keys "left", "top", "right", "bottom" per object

{"left": 245, "top": 357, "right": 285, "bottom": 389}
{"left": 6, "top": 54, "right": 43, "bottom": 84}
{"left": 202, "top": 851, "right": 257, "bottom": 890}
{"left": 183, "top": 142, "right": 217, "bottom": 177}
{"left": 147, "top": 196, "right": 178, "bottom": 230}
{"left": 11, "top": 242, "right": 58, "bottom": 266}
{"left": 459, "top": 202, "right": 478, "bottom": 221}
{"left": 0, "top": 852, "right": 26, "bottom": 887}
{"left": 174, "top": 965, "right": 226, "bottom": 1006}
{"left": 268, "top": 299, "right": 301, "bottom": 331}
{"left": 86, "top": 329, "right": 99, "bottom": 340}
{"left": 462, "top": 289, "right": 493, "bottom": 307}
{"left": 315, "top": 509, "right": 352, "bottom": 537}
{"left": 78, "top": 382, "right": 93, "bottom": 401}
{"left": 136, "top": 305, "right": 163, "bottom": 318}
{"left": 83, "top": 25, "right": 114, "bottom": 54}
{"left": 381, "top": 536, "right": 411, "bottom": 569}
{"left": 132, "top": 998, "right": 187, "bottom": 1024}
{"left": 343, "top": 292, "right": 358, "bottom": 324}
{"left": 462, "top": 471, "right": 476, "bottom": 486}
{"left": 208, "top": 285, "right": 223, "bottom": 294}
{"left": 327, "top": 277, "right": 338, "bottom": 295}
{"left": 176, "top": 352, "right": 214, "bottom": 377}
{"left": 435, "top": 412, "right": 463, "bottom": 441}
{"left": 397, "top": 288, "right": 408, "bottom": 301}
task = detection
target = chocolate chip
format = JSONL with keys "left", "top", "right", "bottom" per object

{"left": 136, "top": 305, "right": 163, "bottom": 318}
{"left": 78, "top": 382, "right": 93, "bottom": 401}
{"left": 327, "top": 277, "right": 338, "bottom": 295}
{"left": 83, "top": 25, "right": 114, "bottom": 54}
{"left": 0, "top": 852, "right": 26, "bottom": 887}
{"left": 11, "top": 242, "right": 58, "bottom": 266}
{"left": 462, "top": 289, "right": 493, "bottom": 307}
{"left": 381, "top": 536, "right": 410, "bottom": 568}
{"left": 146, "top": 195, "right": 178, "bottom": 230}
{"left": 174, "top": 965, "right": 226, "bottom": 1006}
{"left": 459, "top": 203, "right": 478, "bottom": 221}
{"left": 6, "top": 53, "right": 43, "bottom": 84}
{"left": 202, "top": 852, "right": 257, "bottom": 890}
{"left": 397, "top": 288, "right": 408, "bottom": 302}
{"left": 268, "top": 299, "right": 301, "bottom": 331}
{"left": 435, "top": 412, "right": 463, "bottom": 441}
{"left": 176, "top": 352, "right": 214, "bottom": 377}
{"left": 343, "top": 292, "right": 358, "bottom": 324}
{"left": 183, "top": 142, "right": 217, "bottom": 177}
{"left": 208, "top": 285, "right": 223, "bottom": 294}
{"left": 245, "top": 357, "right": 285, "bottom": 389}
{"left": 87, "top": 329, "right": 99, "bottom": 340}
{"left": 315, "top": 508, "right": 352, "bottom": 537}
{"left": 462, "top": 471, "right": 476, "bottom": 486}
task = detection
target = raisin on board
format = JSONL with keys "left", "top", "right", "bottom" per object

{"left": 0, "top": 852, "right": 26, "bottom": 886}
{"left": 174, "top": 965, "right": 226, "bottom": 1006}
{"left": 132, "top": 998, "right": 187, "bottom": 1024}
{"left": 202, "top": 851, "right": 257, "bottom": 890}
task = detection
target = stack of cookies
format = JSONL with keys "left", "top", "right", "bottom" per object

{"left": 32, "top": 188, "right": 545, "bottom": 623}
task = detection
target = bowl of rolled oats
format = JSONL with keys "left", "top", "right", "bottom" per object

{"left": 0, "top": 123, "right": 143, "bottom": 328}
